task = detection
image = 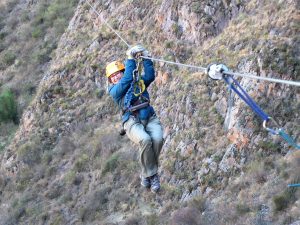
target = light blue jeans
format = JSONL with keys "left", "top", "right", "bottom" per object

{"left": 124, "top": 115, "right": 163, "bottom": 177}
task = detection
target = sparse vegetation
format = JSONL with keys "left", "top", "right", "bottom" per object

{"left": 74, "top": 153, "right": 89, "bottom": 172}
{"left": 258, "top": 141, "right": 281, "bottom": 153}
{"left": 17, "top": 136, "right": 42, "bottom": 166}
{"left": 2, "top": 51, "right": 16, "bottom": 66}
{"left": 273, "top": 187, "right": 297, "bottom": 212}
{"left": 102, "top": 152, "right": 120, "bottom": 175}
{"left": 0, "top": 0, "right": 299, "bottom": 224}
{"left": 0, "top": 89, "right": 18, "bottom": 124}
{"left": 236, "top": 202, "right": 251, "bottom": 215}
{"left": 246, "top": 160, "right": 267, "bottom": 184}
{"left": 191, "top": 2, "right": 202, "bottom": 14}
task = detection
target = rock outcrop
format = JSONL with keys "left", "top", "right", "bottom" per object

{"left": 0, "top": 0, "right": 299, "bottom": 224}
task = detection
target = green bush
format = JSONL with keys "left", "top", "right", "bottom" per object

{"left": 31, "top": 27, "right": 43, "bottom": 38}
{"left": 34, "top": 0, "right": 78, "bottom": 30}
{"left": 258, "top": 141, "right": 281, "bottom": 153}
{"left": 273, "top": 187, "right": 297, "bottom": 212}
{"left": 102, "top": 152, "right": 120, "bottom": 175}
{"left": 17, "top": 137, "right": 41, "bottom": 166}
{"left": 2, "top": 51, "right": 16, "bottom": 66}
{"left": 74, "top": 154, "right": 89, "bottom": 172}
{"left": 191, "top": 2, "right": 202, "bottom": 14}
{"left": 52, "top": 17, "right": 67, "bottom": 36}
{"left": 0, "top": 89, "right": 18, "bottom": 123}
{"left": 236, "top": 203, "right": 251, "bottom": 215}
{"left": 0, "top": 31, "right": 7, "bottom": 40}
{"left": 32, "top": 47, "right": 51, "bottom": 64}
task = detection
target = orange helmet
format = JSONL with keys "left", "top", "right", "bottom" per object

{"left": 105, "top": 61, "right": 125, "bottom": 78}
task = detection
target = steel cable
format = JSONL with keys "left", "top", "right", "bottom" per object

{"left": 86, "top": 0, "right": 300, "bottom": 87}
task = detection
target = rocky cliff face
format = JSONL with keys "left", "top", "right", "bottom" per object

{"left": 0, "top": 0, "right": 299, "bottom": 224}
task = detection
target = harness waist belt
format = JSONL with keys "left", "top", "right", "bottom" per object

{"left": 128, "top": 101, "right": 149, "bottom": 112}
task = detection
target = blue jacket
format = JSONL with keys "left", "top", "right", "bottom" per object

{"left": 108, "top": 59, "right": 155, "bottom": 123}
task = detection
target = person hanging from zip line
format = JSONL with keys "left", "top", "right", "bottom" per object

{"left": 105, "top": 45, "right": 164, "bottom": 193}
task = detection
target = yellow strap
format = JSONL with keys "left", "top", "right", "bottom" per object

{"left": 133, "top": 79, "right": 145, "bottom": 97}
{"left": 132, "top": 57, "right": 146, "bottom": 97}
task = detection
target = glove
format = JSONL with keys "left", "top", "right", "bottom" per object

{"left": 126, "top": 45, "right": 145, "bottom": 59}
{"left": 142, "top": 50, "right": 151, "bottom": 58}
{"left": 206, "top": 63, "right": 229, "bottom": 80}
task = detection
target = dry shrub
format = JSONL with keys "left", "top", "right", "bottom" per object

{"left": 124, "top": 215, "right": 141, "bottom": 225}
{"left": 17, "top": 136, "right": 42, "bottom": 166}
{"left": 44, "top": 180, "right": 64, "bottom": 199}
{"left": 289, "top": 151, "right": 300, "bottom": 181}
{"left": 188, "top": 196, "right": 206, "bottom": 212}
{"left": 96, "top": 133, "right": 122, "bottom": 157}
{"left": 54, "top": 136, "right": 76, "bottom": 157}
{"left": 101, "top": 152, "right": 120, "bottom": 175}
{"left": 247, "top": 161, "right": 267, "bottom": 184}
{"left": 107, "top": 188, "right": 131, "bottom": 211}
{"left": 273, "top": 178, "right": 299, "bottom": 212}
{"left": 235, "top": 202, "right": 251, "bottom": 215}
{"left": 79, "top": 186, "right": 112, "bottom": 222}
{"left": 74, "top": 153, "right": 89, "bottom": 172}
{"left": 169, "top": 207, "right": 202, "bottom": 225}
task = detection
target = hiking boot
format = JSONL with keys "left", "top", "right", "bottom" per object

{"left": 150, "top": 174, "right": 160, "bottom": 193}
{"left": 140, "top": 176, "right": 151, "bottom": 188}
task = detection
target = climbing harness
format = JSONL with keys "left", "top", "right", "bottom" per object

{"left": 119, "top": 55, "right": 150, "bottom": 135}
{"left": 221, "top": 74, "right": 300, "bottom": 149}
{"left": 132, "top": 55, "right": 146, "bottom": 97}
{"left": 123, "top": 54, "right": 148, "bottom": 112}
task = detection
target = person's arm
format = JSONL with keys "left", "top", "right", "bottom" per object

{"left": 109, "top": 59, "right": 136, "bottom": 102}
{"left": 142, "top": 59, "right": 155, "bottom": 88}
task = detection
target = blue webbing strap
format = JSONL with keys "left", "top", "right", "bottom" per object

{"left": 223, "top": 75, "right": 300, "bottom": 149}
{"left": 223, "top": 76, "right": 269, "bottom": 121}
{"left": 278, "top": 129, "right": 300, "bottom": 149}
{"left": 288, "top": 183, "right": 300, "bottom": 187}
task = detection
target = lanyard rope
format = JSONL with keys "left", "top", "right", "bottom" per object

{"left": 223, "top": 76, "right": 270, "bottom": 121}
{"left": 222, "top": 74, "right": 299, "bottom": 149}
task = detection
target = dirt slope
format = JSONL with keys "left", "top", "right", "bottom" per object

{"left": 0, "top": 0, "right": 299, "bottom": 224}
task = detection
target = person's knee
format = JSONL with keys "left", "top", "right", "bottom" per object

{"left": 140, "top": 136, "right": 152, "bottom": 147}
{"left": 152, "top": 135, "right": 164, "bottom": 146}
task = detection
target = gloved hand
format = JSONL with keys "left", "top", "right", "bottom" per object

{"left": 126, "top": 45, "right": 145, "bottom": 59}
{"left": 141, "top": 50, "right": 151, "bottom": 58}
{"left": 206, "top": 63, "right": 229, "bottom": 80}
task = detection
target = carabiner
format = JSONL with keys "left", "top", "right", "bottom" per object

{"left": 133, "top": 80, "right": 145, "bottom": 97}
{"left": 263, "top": 117, "right": 280, "bottom": 135}
{"left": 132, "top": 57, "right": 142, "bottom": 81}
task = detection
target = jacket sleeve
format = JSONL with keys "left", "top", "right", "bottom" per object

{"left": 109, "top": 59, "right": 136, "bottom": 102}
{"left": 142, "top": 59, "right": 155, "bottom": 88}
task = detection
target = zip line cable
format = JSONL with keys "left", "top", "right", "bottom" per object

{"left": 141, "top": 56, "right": 206, "bottom": 71}
{"left": 223, "top": 71, "right": 300, "bottom": 87}
{"left": 85, "top": 0, "right": 300, "bottom": 87}
{"left": 86, "top": 0, "right": 130, "bottom": 48}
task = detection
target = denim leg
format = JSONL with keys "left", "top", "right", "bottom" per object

{"left": 145, "top": 115, "right": 164, "bottom": 166}
{"left": 124, "top": 117, "right": 158, "bottom": 177}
